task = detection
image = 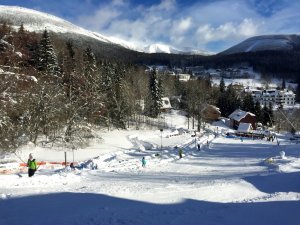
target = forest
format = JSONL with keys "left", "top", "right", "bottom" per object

{"left": 0, "top": 21, "right": 299, "bottom": 153}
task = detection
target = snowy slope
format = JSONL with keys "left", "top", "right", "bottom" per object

{"left": 0, "top": 6, "right": 116, "bottom": 45}
{"left": 1, "top": 110, "right": 300, "bottom": 225}
{"left": 220, "top": 35, "right": 300, "bottom": 55}
{"left": 143, "top": 43, "right": 213, "bottom": 55}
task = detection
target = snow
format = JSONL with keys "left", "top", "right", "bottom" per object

{"left": 221, "top": 35, "right": 300, "bottom": 55}
{"left": 1, "top": 110, "right": 300, "bottom": 225}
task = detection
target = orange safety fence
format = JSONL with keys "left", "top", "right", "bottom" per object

{"left": 19, "top": 162, "right": 78, "bottom": 167}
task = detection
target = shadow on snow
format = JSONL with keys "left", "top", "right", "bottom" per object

{"left": 0, "top": 192, "right": 299, "bottom": 225}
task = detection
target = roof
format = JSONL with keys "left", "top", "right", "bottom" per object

{"left": 228, "top": 109, "right": 255, "bottom": 122}
{"left": 161, "top": 97, "right": 172, "bottom": 109}
{"left": 238, "top": 123, "right": 253, "bottom": 132}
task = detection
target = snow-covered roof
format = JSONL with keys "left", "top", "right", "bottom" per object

{"left": 238, "top": 123, "right": 253, "bottom": 132}
{"left": 161, "top": 97, "right": 172, "bottom": 109}
{"left": 229, "top": 109, "right": 255, "bottom": 121}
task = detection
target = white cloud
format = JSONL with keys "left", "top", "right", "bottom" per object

{"left": 177, "top": 17, "right": 192, "bottom": 32}
{"left": 78, "top": 5, "right": 121, "bottom": 31}
{"left": 238, "top": 18, "right": 258, "bottom": 36}
{"left": 74, "top": 0, "right": 300, "bottom": 52}
{"left": 196, "top": 18, "right": 258, "bottom": 42}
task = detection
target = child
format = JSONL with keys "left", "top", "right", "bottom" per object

{"left": 142, "top": 157, "right": 146, "bottom": 167}
{"left": 27, "top": 153, "right": 37, "bottom": 177}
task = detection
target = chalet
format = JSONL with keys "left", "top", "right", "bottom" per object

{"left": 178, "top": 73, "right": 191, "bottom": 82}
{"left": 201, "top": 104, "right": 221, "bottom": 121}
{"left": 229, "top": 109, "right": 256, "bottom": 130}
{"left": 161, "top": 97, "right": 172, "bottom": 112}
{"left": 237, "top": 122, "right": 253, "bottom": 132}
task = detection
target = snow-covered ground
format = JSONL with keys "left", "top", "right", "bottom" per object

{"left": 1, "top": 110, "right": 300, "bottom": 225}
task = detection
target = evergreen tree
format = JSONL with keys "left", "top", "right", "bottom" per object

{"left": 281, "top": 78, "right": 286, "bottom": 89}
{"left": 83, "top": 47, "right": 97, "bottom": 80}
{"left": 219, "top": 77, "right": 225, "bottom": 93}
{"left": 37, "top": 29, "right": 60, "bottom": 76}
{"left": 254, "top": 101, "right": 262, "bottom": 123}
{"left": 262, "top": 103, "right": 269, "bottom": 126}
{"left": 217, "top": 84, "right": 241, "bottom": 117}
{"left": 101, "top": 62, "right": 128, "bottom": 128}
{"left": 296, "top": 77, "right": 300, "bottom": 102}
{"left": 147, "top": 68, "right": 163, "bottom": 118}
{"left": 268, "top": 102, "right": 274, "bottom": 127}
{"left": 242, "top": 93, "right": 255, "bottom": 113}
{"left": 262, "top": 103, "right": 274, "bottom": 126}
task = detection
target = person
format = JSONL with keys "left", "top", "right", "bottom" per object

{"left": 27, "top": 153, "right": 37, "bottom": 177}
{"left": 142, "top": 157, "right": 146, "bottom": 167}
{"left": 70, "top": 162, "right": 75, "bottom": 170}
{"left": 178, "top": 148, "right": 183, "bottom": 159}
{"left": 197, "top": 143, "right": 200, "bottom": 151}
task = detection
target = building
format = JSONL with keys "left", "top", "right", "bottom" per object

{"left": 177, "top": 73, "right": 191, "bottom": 82}
{"left": 229, "top": 109, "right": 257, "bottom": 130}
{"left": 248, "top": 89, "right": 295, "bottom": 106}
{"left": 160, "top": 97, "right": 172, "bottom": 112}
{"left": 201, "top": 104, "right": 221, "bottom": 121}
{"left": 237, "top": 122, "right": 253, "bottom": 132}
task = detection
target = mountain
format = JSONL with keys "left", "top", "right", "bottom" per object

{"left": 0, "top": 5, "right": 209, "bottom": 56}
{"left": 220, "top": 35, "right": 300, "bottom": 55}
{"left": 143, "top": 43, "right": 213, "bottom": 55}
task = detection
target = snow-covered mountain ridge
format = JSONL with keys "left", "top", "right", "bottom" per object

{"left": 0, "top": 5, "right": 209, "bottom": 55}
{"left": 220, "top": 35, "right": 300, "bottom": 55}
{"left": 144, "top": 43, "right": 213, "bottom": 55}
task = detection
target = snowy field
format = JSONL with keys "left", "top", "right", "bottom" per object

{"left": 1, "top": 110, "right": 300, "bottom": 225}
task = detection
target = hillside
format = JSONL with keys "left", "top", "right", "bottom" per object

{"left": 1, "top": 5, "right": 300, "bottom": 78}
{"left": 220, "top": 35, "right": 300, "bottom": 55}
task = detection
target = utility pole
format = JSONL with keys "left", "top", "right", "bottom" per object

{"left": 160, "top": 128, "right": 163, "bottom": 157}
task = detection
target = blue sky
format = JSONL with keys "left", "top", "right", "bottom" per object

{"left": 1, "top": 0, "right": 300, "bottom": 53}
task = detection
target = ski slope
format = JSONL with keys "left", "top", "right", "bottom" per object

{"left": 0, "top": 110, "right": 300, "bottom": 225}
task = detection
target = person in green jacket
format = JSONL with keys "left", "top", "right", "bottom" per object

{"left": 27, "top": 153, "right": 37, "bottom": 177}
{"left": 178, "top": 148, "right": 183, "bottom": 159}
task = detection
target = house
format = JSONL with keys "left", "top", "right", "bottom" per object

{"left": 178, "top": 73, "right": 191, "bottom": 82}
{"left": 201, "top": 104, "right": 221, "bottom": 121}
{"left": 237, "top": 122, "right": 253, "bottom": 132}
{"left": 161, "top": 97, "right": 172, "bottom": 112}
{"left": 229, "top": 109, "right": 256, "bottom": 130}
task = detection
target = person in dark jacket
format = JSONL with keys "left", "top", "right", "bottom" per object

{"left": 27, "top": 153, "right": 37, "bottom": 177}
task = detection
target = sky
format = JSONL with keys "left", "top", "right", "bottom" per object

{"left": 1, "top": 0, "right": 300, "bottom": 53}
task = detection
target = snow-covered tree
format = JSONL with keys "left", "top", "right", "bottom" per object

{"left": 147, "top": 68, "right": 163, "bottom": 118}
{"left": 37, "top": 29, "right": 60, "bottom": 76}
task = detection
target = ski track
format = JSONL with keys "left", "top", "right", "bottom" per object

{"left": 1, "top": 114, "right": 300, "bottom": 225}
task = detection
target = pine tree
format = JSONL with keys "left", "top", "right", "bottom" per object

{"left": 219, "top": 77, "right": 225, "bottom": 93}
{"left": 267, "top": 102, "right": 274, "bottom": 127}
{"left": 242, "top": 93, "right": 255, "bottom": 113}
{"left": 254, "top": 101, "right": 262, "bottom": 123}
{"left": 281, "top": 78, "right": 286, "bottom": 90}
{"left": 83, "top": 47, "right": 97, "bottom": 80}
{"left": 296, "top": 77, "right": 300, "bottom": 102}
{"left": 262, "top": 103, "right": 269, "bottom": 126}
{"left": 147, "top": 68, "right": 163, "bottom": 118}
{"left": 262, "top": 103, "right": 274, "bottom": 126}
{"left": 37, "top": 30, "right": 60, "bottom": 76}
{"left": 217, "top": 84, "right": 241, "bottom": 117}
